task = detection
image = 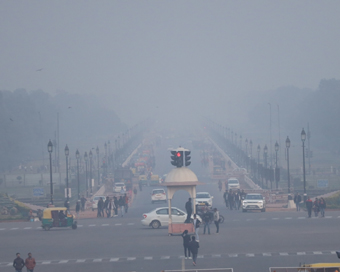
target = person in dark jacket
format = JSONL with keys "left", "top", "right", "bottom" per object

{"left": 294, "top": 193, "right": 302, "bottom": 211}
{"left": 185, "top": 198, "right": 192, "bottom": 223}
{"left": 305, "top": 197, "right": 313, "bottom": 218}
{"left": 202, "top": 209, "right": 211, "bottom": 235}
{"left": 113, "top": 196, "right": 118, "bottom": 216}
{"left": 319, "top": 197, "right": 326, "bottom": 217}
{"left": 97, "top": 197, "right": 104, "bottom": 218}
{"left": 228, "top": 190, "right": 234, "bottom": 210}
{"left": 80, "top": 195, "right": 87, "bottom": 211}
{"left": 118, "top": 196, "right": 125, "bottom": 217}
{"left": 13, "top": 253, "right": 25, "bottom": 272}
{"left": 223, "top": 190, "right": 229, "bottom": 208}
{"left": 181, "top": 230, "right": 191, "bottom": 259}
{"left": 313, "top": 198, "right": 320, "bottom": 217}
{"left": 189, "top": 236, "right": 199, "bottom": 266}
{"left": 76, "top": 200, "right": 81, "bottom": 219}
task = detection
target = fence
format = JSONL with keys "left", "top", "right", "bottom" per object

{"left": 164, "top": 269, "right": 233, "bottom": 272}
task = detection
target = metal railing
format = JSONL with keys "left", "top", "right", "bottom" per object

{"left": 164, "top": 268, "right": 233, "bottom": 272}
{"left": 269, "top": 267, "right": 340, "bottom": 272}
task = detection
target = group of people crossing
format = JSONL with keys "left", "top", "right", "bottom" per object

{"left": 95, "top": 195, "right": 129, "bottom": 218}
{"left": 223, "top": 189, "right": 246, "bottom": 210}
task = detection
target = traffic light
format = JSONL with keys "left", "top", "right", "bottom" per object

{"left": 170, "top": 150, "right": 183, "bottom": 167}
{"left": 184, "top": 151, "right": 191, "bottom": 166}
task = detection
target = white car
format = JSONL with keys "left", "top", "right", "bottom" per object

{"left": 242, "top": 193, "right": 266, "bottom": 212}
{"left": 141, "top": 207, "right": 201, "bottom": 229}
{"left": 227, "top": 178, "right": 240, "bottom": 191}
{"left": 195, "top": 192, "right": 213, "bottom": 207}
{"left": 91, "top": 196, "right": 106, "bottom": 211}
{"left": 151, "top": 189, "right": 167, "bottom": 203}
{"left": 114, "top": 182, "right": 126, "bottom": 193}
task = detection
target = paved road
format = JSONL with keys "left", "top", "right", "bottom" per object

{"left": 1, "top": 137, "right": 339, "bottom": 272}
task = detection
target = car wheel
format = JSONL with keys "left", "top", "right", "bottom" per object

{"left": 72, "top": 223, "right": 77, "bottom": 229}
{"left": 151, "top": 220, "right": 160, "bottom": 229}
{"left": 261, "top": 208, "right": 266, "bottom": 212}
{"left": 242, "top": 209, "right": 247, "bottom": 212}
{"left": 43, "top": 225, "right": 50, "bottom": 231}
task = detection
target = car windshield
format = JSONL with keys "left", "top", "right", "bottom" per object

{"left": 115, "top": 183, "right": 124, "bottom": 186}
{"left": 197, "top": 193, "right": 210, "bottom": 198}
{"left": 228, "top": 180, "right": 239, "bottom": 184}
{"left": 153, "top": 190, "right": 164, "bottom": 194}
{"left": 245, "top": 195, "right": 263, "bottom": 200}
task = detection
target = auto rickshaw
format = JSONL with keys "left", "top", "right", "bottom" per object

{"left": 301, "top": 263, "right": 340, "bottom": 272}
{"left": 41, "top": 207, "right": 77, "bottom": 231}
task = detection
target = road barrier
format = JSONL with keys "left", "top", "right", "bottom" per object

{"left": 269, "top": 266, "right": 340, "bottom": 272}
{"left": 164, "top": 269, "right": 233, "bottom": 272}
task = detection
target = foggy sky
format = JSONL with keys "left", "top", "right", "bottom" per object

{"left": 1, "top": 1, "right": 340, "bottom": 126}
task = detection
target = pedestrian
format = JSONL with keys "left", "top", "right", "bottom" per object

{"left": 213, "top": 208, "right": 220, "bottom": 234}
{"left": 202, "top": 209, "right": 211, "bottom": 235}
{"left": 193, "top": 214, "right": 200, "bottom": 241}
{"left": 185, "top": 198, "right": 192, "bottom": 223}
{"left": 218, "top": 180, "right": 222, "bottom": 192}
{"left": 305, "top": 197, "right": 313, "bottom": 218}
{"left": 113, "top": 196, "right": 118, "bottom": 216}
{"left": 75, "top": 200, "right": 80, "bottom": 219}
{"left": 313, "top": 198, "right": 320, "bottom": 217}
{"left": 319, "top": 197, "right": 326, "bottom": 217}
{"left": 228, "top": 190, "right": 234, "bottom": 210}
{"left": 80, "top": 195, "right": 87, "bottom": 211}
{"left": 25, "top": 253, "right": 36, "bottom": 272}
{"left": 64, "top": 200, "right": 70, "bottom": 210}
{"left": 188, "top": 236, "right": 199, "bottom": 266}
{"left": 105, "top": 197, "right": 111, "bottom": 218}
{"left": 234, "top": 192, "right": 240, "bottom": 210}
{"left": 97, "top": 197, "right": 104, "bottom": 218}
{"left": 118, "top": 196, "right": 125, "bottom": 217}
{"left": 124, "top": 194, "right": 129, "bottom": 213}
{"left": 223, "top": 190, "right": 229, "bottom": 209}
{"left": 294, "top": 193, "right": 302, "bottom": 211}
{"left": 181, "top": 230, "right": 191, "bottom": 259}
{"left": 13, "top": 253, "right": 25, "bottom": 272}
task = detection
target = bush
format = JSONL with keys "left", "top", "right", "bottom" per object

{"left": 324, "top": 192, "right": 340, "bottom": 209}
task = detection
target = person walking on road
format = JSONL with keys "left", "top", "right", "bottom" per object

{"left": 118, "top": 196, "right": 125, "bottom": 217}
{"left": 319, "top": 197, "right": 326, "bottom": 217}
{"left": 97, "top": 197, "right": 104, "bottom": 218}
{"left": 294, "top": 193, "right": 302, "bottom": 211}
{"left": 181, "top": 230, "right": 191, "bottom": 259}
{"left": 223, "top": 190, "right": 229, "bottom": 209}
{"left": 185, "top": 198, "right": 192, "bottom": 223}
{"left": 113, "top": 196, "right": 118, "bottom": 217}
{"left": 202, "top": 209, "right": 211, "bottom": 235}
{"left": 75, "top": 200, "right": 80, "bottom": 219}
{"left": 193, "top": 214, "right": 201, "bottom": 241}
{"left": 105, "top": 197, "right": 111, "bottom": 218}
{"left": 25, "top": 253, "right": 36, "bottom": 272}
{"left": 213, "top": 208, "right": 220, "bottom": 234}
{"left": 80, "top": 195, "right": 86, "bottom": 211}
{"left": 124, "top": 194, "right": 129, "bottom": 213}
{"left": 305, "top": 197, "right": 313, "bottom": 218}
{"left": 228, "top": 190, "right": 234, "bottom": 210}
{"left": 234, "top": 192, "right": 240, "bottom": 210}
{"left": 13, "top": 253, "right": 25, "bottom": 272}
{"left": 313, "top": 198, "right": 320, "bottom": 217}
{"left": 189, "top": 236, "right": 199, "bottom": 266}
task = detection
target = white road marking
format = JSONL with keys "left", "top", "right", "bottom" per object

{"left": 313, "top": 251, "right": 322, "bottom": 255}
{"left": 127, "top": 223, "right": 134, "bottom": 225}
{"left": 161, "top": 256, "right": 170, "bottom": 259}
{"left": 89, "top": 224, "right": 96, "bottom": 227}
{"left": 115, "top": 223, "right": 122, "bottom": 226}
{"left": 110, "top": 258, "right": 119, "bottom": 262}
{"left": 280, "top": 252, "right": 289, "bottom": 256}
{"left": 325, "top": 216, "right": 332, "bottom": 219}
{"left": 246, "top": 254, "right": 255, "bottom": 257}
{"left": 36, "top": 227, "right": 42, "bottom": 229}
{"left": 263, "top": 253, "right": 271, "bottom": 256}
{"left": 78, "top": 225, "right": 83, "bottom": 227}
{"left": 229, "top": 254, "right": 238, "bottom": 257}
{"left": 212, "top": 254, "right": 221, "bottom": 258}
{"left": 338, "top": 216, "right": 340, "bottom": 218}
{"left": 93, "top": 259, "right": 102, "bottom": 262}
{"left": 297, "top": 252, "right": 306, "bottom": 255}
{"left": 10, "top": 228, "right": 19, "bottom": 230}
{"left": 127, "top": 257, "right": 136, "bottom": 261}
{"left": 0, "top": 228, "right": 6, "bottom": 230}
{"left": 144, "top": 257, "right": 153, "bottom": 260}
{"left": 331, "top": 251, "right": 336, "bottom": 254}
{"left": 285, "top": 217, "right": 292, "bottom": 219}
{"left": 59, "top": 260, "right": 68, "bottom": 264}
{"left": 259, "top": 218, "right": 266, "bottom": 220}
{"left": 298, "top": 217, "right": 306, "bottom": 219}
{"left": 6, "top": 262, "right": 12, "bottom": 266}
{"left": 101, "top": 224, "right": 109, "bottom": 226}
{"left": 76, "top": 259, "right": 86, "bottom": 263}
{"left": 197, "top": 255, "right": 204, "bottom": 258}
{"left": 272, "top": 218, "right": 279, "bottom": 220}
{"left": 246, "top": 219, "right": 253, "bottom": 221}
{"left": 42, "top": 261, "right": 51, "bottom": 264}
{"left": 24, "top": 227, "right": 32, "bottom": 229}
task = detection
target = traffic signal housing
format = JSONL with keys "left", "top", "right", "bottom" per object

{"left": 184, "top": 151, "right": 191, "bottom": 166}
{"left": 170, "top": 150, "right": 183, "bottom": 167}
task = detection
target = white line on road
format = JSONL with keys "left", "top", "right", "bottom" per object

{"left": 41, "top": 261, "right": 51, "bottom": 264}
{"left": 285, "top": 217, "right": 292, "bottom": 219}
{"left": 127, "top": 223, "right": 135, "bottom": 225}
{"left": 6, "top": 263, "right": 12, "bottom": 266}
{"left": 297, "top": 252, "right": 306, "bottom": 255}
{"left": 197, "top": 255, "right": 204, "bottom": 258}
{"left": 246, "top": 219, "right": 253, "bottom": 221}
{"left": 246, "top": 254, "right": 255, "bottom": 257}
{"left": 110, "top": 258, "right": 119, "bottom": 262}
{"left": 298, "top": 217, "right": 306, "bottom": 219}
{"left": 212, "top": 254, "right": 221, "bottom": 258}
{"left": 279, "top": 253, "right": 289, "bottom": 256}
{"left": 0, "top": 228, "right": 6, "bottom": 230}
{"left": 115, "top": 223, "right": 122, "bottom": 226}
{"left": 313, "top": 251, "right": 322, "bottom": 255}
{"left": 78, "top": 225, "right": 83, "bottom": 227}
{"left": 325, "top": 216, "right": 332, "bottom": 219}
{"left": 59, "top": 260, "right": 68, "bottom": 264}
{"left": 161, "top": 256, "right": 170, "bottom": 259}
{"left": 101, "top": 224, "right": 109, "bottom": 226}
{"left": 263, "top": 253, "right": 271, "bottom": 256}
{"left": 259, "top": 218, "right": 266, "bottom": 220}
{"left": 10, "top": 228, "right": 19, "bottom": 230}
{"left": 93, "top": 259, "right": 102, "bottom": 262}
{"left": 272, "top": 218, "right": 279, "bottom": 220}
{"left": 76, "top": 259, "right": 86, "bottom": 263}
{"left": 144, "top": 257, "right": 153, "bottom": 260}
{"left": 89, "top": 224, "right": 96, "bottom": 227}
{"left": 228, "top": 254, "right": 238, "bottom": 257}
{"left": 127, "top": 257, "right": 136, "bottom": 261}
{"left": 24, "top": 227, "right": 32, "bottom": 229}
{"left": 331, "top": 251, "right": 336, "bottom": 254}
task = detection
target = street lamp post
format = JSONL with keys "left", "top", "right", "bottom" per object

{"left": 108, "top": 140, "right": 111, "bottom": 170}
{"left": 96, "top": 146, "right": 100, "bottom": 186}
{"left": 48, "top": 140, "right": 53, "bottom": 205}
{"left": 65, "top": 145, "right": 69, "bottom": 201}
{"left": 301, "top": 128, "right": 307, "bottom": 196}
{"left": 89, "top": 150, "right": 93, "bottom": 194}
{"left": 286, "top": 136, "right": 291, "bottom": 194}
{"left": 264, "top": 145, "right": 268, "bottom": 188}
{"left": 84, "top": 152, "right": 88, "bottom": 197}
{"left": 275, "top": 141, "right": 279, "bottom": 189}
{"left": 76, "top": 149, "right": 80, "bottom": 199}
{"left": 257, "top": 145, "right": 261, "bottom": 182}
{"left": 104, "top": 142, "right": 107, "bottom": 177}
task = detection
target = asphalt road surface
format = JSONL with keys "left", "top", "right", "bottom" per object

{"left": 1, "top": 137, "right": 340, "bottom": 272}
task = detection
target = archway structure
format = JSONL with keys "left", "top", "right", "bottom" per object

{"left": 163, "top": 167, "right": 204, "bottom": 235}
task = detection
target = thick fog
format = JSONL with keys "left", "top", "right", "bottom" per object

{"left": 1, "top": 1, "right": 340, "bottom": 169}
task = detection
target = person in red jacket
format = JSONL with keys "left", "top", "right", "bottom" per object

{"left": 25, "top": 253, "right": 36, "bottom": 272}
{"left": 305, "top": 197, "right": 313, "bottom": 218}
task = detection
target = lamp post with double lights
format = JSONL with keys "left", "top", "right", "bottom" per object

{"left": 48, "top": 140, "right": 53, "bottom": 205}
{"left": 89, "top": 150, "right": 93, "bottom": 195}
{"left": 76, "top": 149, "right": 80, "bottom": 199}
{"left": 301, "top": 128, "right": 307, "bottom": 195}
{"left": 286, "top": 136, "right": 291, "bottom": 194}
{"left": 84, "top": 152, "right": 88, "bottom": 197}
{"left": 96, "top": 146, "right": 100, "bottom": 186}
{"left": 264, "top": 145, "right": 268, "bottom": 188}
{"left": 104, "top": 142, "right": 107, "bottom": 177}
{"left": 65, "top": 145, "right": 69, "bottom": 201}
{"left": 257, "top": 145, "right": 261, "bottom": 181}
{"left": 275, "top": 141, "right": 279, "bottom": 189}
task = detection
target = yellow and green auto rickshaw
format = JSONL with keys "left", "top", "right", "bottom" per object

{"left": 301, "top": 263, "right": 340, "bottom": 272}
{"left": 41, "top": 207, "right": 77, "bottom": 231}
